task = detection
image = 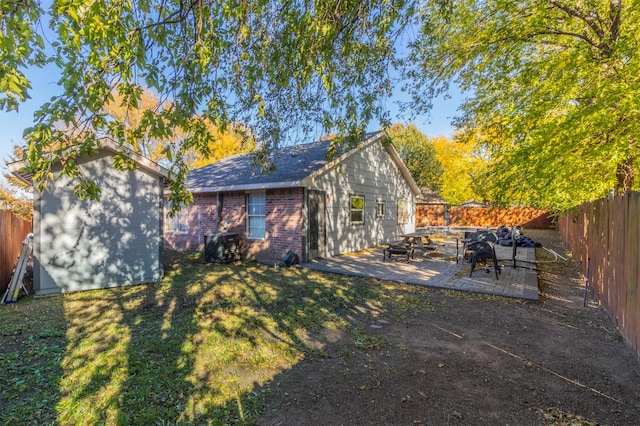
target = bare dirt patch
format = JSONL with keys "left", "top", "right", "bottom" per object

{"left": 258, "top": 230, "right": 640, "bottom": 425}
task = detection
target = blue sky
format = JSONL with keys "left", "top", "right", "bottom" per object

{"left": 0, "top": 65, "right": 463, "bottom": 169}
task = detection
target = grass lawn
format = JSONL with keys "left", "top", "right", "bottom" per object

{"left": 0, "top": 251, "right": 429, "bottom": 425}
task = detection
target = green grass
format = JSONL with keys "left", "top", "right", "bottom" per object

{"left": 0, "top": 252, "right": 431, "bottom": 425}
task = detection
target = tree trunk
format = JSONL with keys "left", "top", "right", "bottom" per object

{"left": 615, "top": 155, "right": 635, "bottom": 193}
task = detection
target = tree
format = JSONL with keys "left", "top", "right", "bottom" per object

{"left": 101, "top": 89, "right": 175, "bottom": 164}
{"left": 103, "top": 88, "right": 254, "bottom": 167}
{"left": 430, "top": 133, "right": 487, "bottom": 205}
{"left": 402, "top": 0, "right": 640, "bottom": 210}
{"left": 188, "top": 123, "right": 255, "bottom": 169}
{"left": 386, "top": 123, "right": 443, "bottom": 194}
{"left": 2, "top": 0, "right": 413, "bottom": 212}
{"left": 1, "top": 145, "right": 33, "bottom": 220}
{"left": 0, "top": 0, "right": 46, "bottom": 111}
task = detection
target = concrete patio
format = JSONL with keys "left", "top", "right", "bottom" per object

{"left": 300, "top": 237, "right": 539, "bottom": 301}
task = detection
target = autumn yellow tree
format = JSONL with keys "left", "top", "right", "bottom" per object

{"left": 104, "top": 89, "right": 254, "bottom": 169}
{"left": 102, "top": 89, "right": 172, "bottom": 163}
{"left": 1, "top": 145, "right": 32, "bottom": 220}
{"left": 188, "top": 123, "right": 255, "bottom": 169}
{"left": 387, "top": 123, "right": 443, "bottom": 194}
{"left": 431, "top": 133, "right": 488, "bottom": 206}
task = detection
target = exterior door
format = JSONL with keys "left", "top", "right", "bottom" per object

{"left": 308, "top": 190, "right": 325, "bottom": 259}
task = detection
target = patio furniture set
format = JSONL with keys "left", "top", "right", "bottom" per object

{"left": 382, "top": 235, "right": 438, "bottom": 263}
{"left": 382, "top": 229, "right": 503, "bottom": 280}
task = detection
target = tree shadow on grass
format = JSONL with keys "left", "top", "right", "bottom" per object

{"left": 1, "top": 251, "right": 394, "bottom": 424}
{"left": 0, "top": 295, "right": 68, "bottom": 424}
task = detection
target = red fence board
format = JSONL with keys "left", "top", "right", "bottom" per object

{"left": 559, "top": 192, "right": 640, "bottom": 360}
{"left": 416, "top": 205, "right": 554, "bottom": 229}
{"left": 0, "top": 210, "right": 32, "bottom": 296}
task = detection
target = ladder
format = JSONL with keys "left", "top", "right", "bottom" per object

{"left": 1, "top": 233, "right": 33, "bottom": 304}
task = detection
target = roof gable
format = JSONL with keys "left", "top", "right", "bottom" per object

{"left": 184, "top": 131, "right": 422, "bottom": 194}
{"left": 8, "top": 139, "right": 169, "bottom": 186}
{"left": 184, "top": 137, "right": 337, "bottom": 192}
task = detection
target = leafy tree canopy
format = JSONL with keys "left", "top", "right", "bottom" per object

{"left": 387, "top": 123, "right": 443, "bottom": 194}
{"left": 6, "top": 0, "right": 640, "bottom": 212}
{"left": 1, "top": 145, "right": 33, "bottom": 220}
{"left": 103, "top": 88, "right": 254, "bottom": 167}
{"left": 2, "top": 0, "right": 413, "bottom": 211}
{"left": 402, "top": 0, "right": 640, "bottom": 211}
{"left": 188, "top": 123, "right": 255, "bottom": 169}
{"left": 430, "top": 133, "right": 487, "bottom": 205}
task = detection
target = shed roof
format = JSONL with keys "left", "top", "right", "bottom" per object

{"left": 184, "top": 131, "right": 421, "bottom": 196}
{"left": 8, "top": 139, "right": 170, "bottom": 186}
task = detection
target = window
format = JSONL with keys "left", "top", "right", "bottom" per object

{"left": 397, "top": 198, "right": 409, "bottom": 224}
{"left": 247, "top": 193, "right": 266, "bottom": 239}
{"left": 376, "top": 201, "right": 385, "bottom": 217}
{"left": 165, "top": 202, "right": 188, "bottom": 233}
{"left": 350, "top": 195, "right": 364, "bottom": 224}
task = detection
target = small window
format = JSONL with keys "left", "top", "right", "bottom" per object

{"left": 247, "top": 193, "right": 266, "bottom": 239}
{"left": 376, "top": 201, "right": 385, "bottom": 217}
{"left": 350, "top": 195, "right": 364, "bottom": 224}
{"left": 397, "top": 198, "right": 409, "bottom": 224}
{"left": 165, "top": 202, "right": 188, "bottom": 233}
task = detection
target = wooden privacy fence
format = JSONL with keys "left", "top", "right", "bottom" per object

{"left": 0, "top": 210, "right": 32, "bottom": 296}
{"left": 558, "top": 191, "right": 640, "bottom": 359}
{"left": 416, "top": 204, "right": 554, "bottom": 229}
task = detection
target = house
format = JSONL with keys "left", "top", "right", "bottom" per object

{"left": 9, "top": 140, "right": 168, "bottom": 295}
{"left": 164, "top": 131, "right": 421, "bottom": 262}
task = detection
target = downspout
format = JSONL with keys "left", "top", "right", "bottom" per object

{"left": 216, "top": 192, "right": 224, "bottom": 233}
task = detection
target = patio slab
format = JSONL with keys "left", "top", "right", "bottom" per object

{"left": 299, "top": 238, "right": 539, "bottom": 301}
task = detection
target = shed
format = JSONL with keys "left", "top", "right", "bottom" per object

{"left": 9, "top": 140, "right": 168, "bottom": 295}
{"left": 164, "top": 131, "right": 421, "bottom": 262}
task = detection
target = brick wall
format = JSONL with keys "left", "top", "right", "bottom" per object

{"left": 164, "top": 194, "right": 217, "bottom": 251}
{"left": 256, "top": 188, "right": 304, "bottom": 260}
{"left": 164, "top": 188, "right": 305, "bottom": 262}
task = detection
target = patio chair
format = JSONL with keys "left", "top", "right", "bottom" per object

{"left": 383, "top": 237, "right": 416, "bottom": 263}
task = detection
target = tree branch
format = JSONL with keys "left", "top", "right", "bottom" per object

{"left": 548, "top": 0, "right": 605, "bottom": 42}
{"left": 526, "top": 28, "right": 600, "bottom": 50}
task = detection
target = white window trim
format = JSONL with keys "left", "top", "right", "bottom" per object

{"left": 350, "top": 195, "right": 365, "bottom": 224}
{"left": 165, "top": 202, "right": 189, "bottom": 234}
{"left": 247, "top": 192, "right": 266, "bottom": 240}
{"left": 376, "top": 200, "right": 385, "bottom": 218}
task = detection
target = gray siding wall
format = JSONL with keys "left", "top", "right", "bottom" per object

{"left": 309, "top": 140, "right": 415, "bottom": 257}
{"left": 34, "top": 150, "right": 164, "bottom": 295}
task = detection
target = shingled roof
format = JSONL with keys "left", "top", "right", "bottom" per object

{"left": 183, "top": 131, "right": 419, "bottom": 195}
{"left": 8, "top": 139, "right": 169, "bottom": 186}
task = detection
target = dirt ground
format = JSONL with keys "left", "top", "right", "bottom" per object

{"left": 257, "top": 230, "right": 640, "bottom": 425}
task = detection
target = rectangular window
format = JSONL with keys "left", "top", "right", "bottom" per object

{"left": 350, "top": 195, "right": 364, "bottom": 224}
{"left": 397, "top": 198, "right": 409, "bottom": 224}
{"left": 247, "top": 193, "right": 266, "bottom": 239}
{"left": 376, "top": 201, "right": 385, "bottom": 217}
{"left": 165, "top": 201, "right": 188, "bottom": 233}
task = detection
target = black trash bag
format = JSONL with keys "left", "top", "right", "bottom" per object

{"left": 516, "top": 235, "right": 542, "bottom": 248}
